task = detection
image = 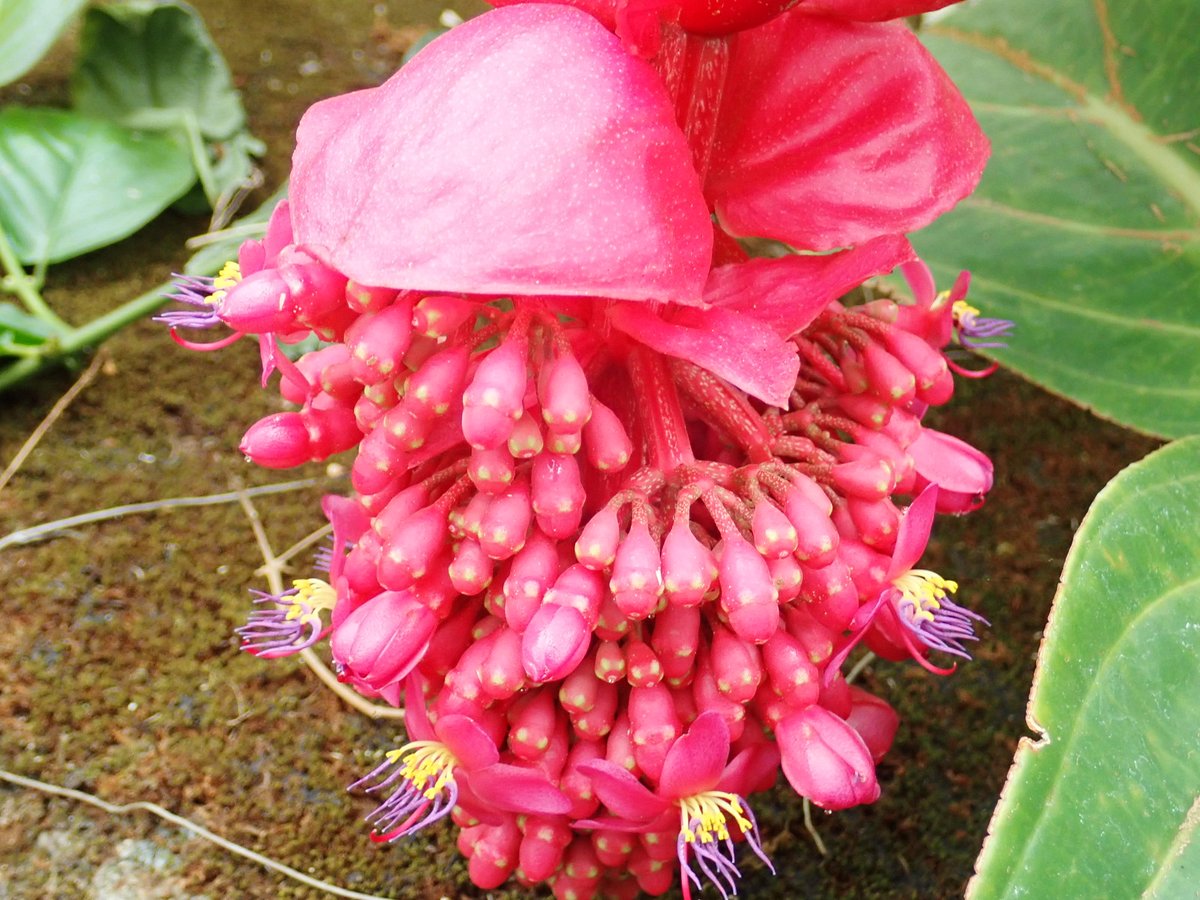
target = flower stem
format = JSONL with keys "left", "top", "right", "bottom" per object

{"left": 0, "top": 224, "right": 72, "bottom": 334}
{"left": 627, "top": 345, "right": 695, "bottom": 473}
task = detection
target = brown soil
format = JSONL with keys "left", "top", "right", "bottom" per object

{"left": 0, "top": 2, "right": 1159, "bottom": 898}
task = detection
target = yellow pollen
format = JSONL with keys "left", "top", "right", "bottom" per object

{"left": 952, "top": 299, "right": 981, "bottom": 322}
{"left": 892, "top": 568, "right": 959, "bottom": 623}
{"left": 387, "top": 740, "right": 458, "bottom": 800}
{"left": 678, "top": 791, "right": 752, "bottom": 845}
{"left": 283, "top": 578, "right": 337, "bottom": 626}
{"left": 208, "top": 261, "right": 242, "bottom": 304}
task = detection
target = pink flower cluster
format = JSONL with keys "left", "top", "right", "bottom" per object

{"left": 163, "top": 1, "right": 1007, "bottom": 896}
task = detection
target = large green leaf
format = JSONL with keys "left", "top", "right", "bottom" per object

{"left": 969, "top": 437, "right": 1200, "bottom": 898}
{"left": 71, "top": 0, "right": 264, "bottom": 205}
{"left": 0, "top": 0, "right": 87, "bottom": 87}
{"left": 0, "top": 107, "right": 196, "bottom": 265}
{"left": 914, "top": 0, "right": 1200, "bottom": 439}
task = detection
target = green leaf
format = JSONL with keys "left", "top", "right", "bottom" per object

{"left": 969, "top": 437, "right": 1200, "bottom": 899}
{"left": 0, "top": 0, "right": 88, "bottom": 87}
{"left": 914, "top": 0, "right": 1200, "bottom": 439}
{"left": 0, "top": 107, "right": 196, "bottom": 266}
{"left": 70, "top": 0, "right": 264, "bottom": 205}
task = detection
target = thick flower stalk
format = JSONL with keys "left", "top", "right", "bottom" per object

{"left": 159, "top": 3, "right": 1007, "bottom": 896}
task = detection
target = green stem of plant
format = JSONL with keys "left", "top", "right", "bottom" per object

{"left": 0, "top": 281, "right": 172, "bottom": 392}
{"left": 0, "top": 225, "right": 72, "bottom": 334}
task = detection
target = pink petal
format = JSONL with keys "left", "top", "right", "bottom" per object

{"left": 291, "top": 5, "right": 711, "bottom": 302}
{"left": 708, "top": 14, "right": 988, "bottom": 250}
{"left": 909, "top": 429, "right": 992, "bottom": 495}
{"left": 488, "top": 0, "right": 619, "bottom": 30}
{"left": 658, "top": 711, "right": 730, "bottom": 800}
{"left": 797, "top": 0, "right": 961, "bottom": 20}
{"left": 465, "top": 763, "right": 572, "bottom": 816}
{"left": 436, "top": 714, "right": 501, "bottom": 772}
{"left": 402, "top": 674, "right": 435, "bottom": 742}
{"left": 578, "top": 760, "right": 670, "bottom": 822}
{"left": 717, "top": 742, "right": 781, "bottom": 796}
{"left": 703, "top": 235, "right": 915, "bottom": 337}
{"left": 889, "top": 484, "right": 938, "bottom": 576}
{"left": 610, "top": 302, "right": 799, "bottom": 407}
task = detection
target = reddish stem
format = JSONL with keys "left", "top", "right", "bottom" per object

{"left": 627, "top": 345, "right": 695, "bottom": 474}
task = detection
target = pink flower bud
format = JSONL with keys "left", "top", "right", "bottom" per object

{"left": 592, "top": 829, "right": 635, "bottom": 868}
{"left": 582, "top": 398, "right": 632, "bottom": 472}
{"left": 846, "top": 685, "right": 900, "bottom": 763}
{"left": 835, "top": 393, "right": 893, "bottom": 430}
{"left": 377, "top": 505, "right": 448, "bottom": 590}
{"left": 762, "top": 631, "right": 820, "bottom": 708}
{"left": 593, "top": 639, "right": 626, "bottom": 684}
{"left": 543, "top": 564, "right": 605, "bottom": 626}
{"left": 479, "top": 481, "right": 533, "bottom": 560}
{"left": 508, "top": 689, "right": 558, "bottom": 761}
{"left": 624, "top": 639, "right": 663, "bottom": 688}
{"left": 560, "top": 654, "right": 604, "bottom": 715}
{"left": 545, "top": 428, "right": 582, "bottom": 455}
{"left": 718, "top": 536, "right": 779, "bottom": 644}
{"left": 862, "top": 340, "right": 916, "bottom": 406}
{"left": 502, "top": 530, "right": 563, "bottom": 631}
{"left": 783, "top": 607, "right": 835, "bottom": 667}
{"left": 462, "top": 340, "right": 528, "bottom": 449}
{"left": 539, "top": 351, "right": 592, "bottom": 433}
{"left": 883, "top": 327, "right": 952, "bottom": 404}
{"left": 240, "top": 412, "right": 311, "bottom": 468}
{"left": 609, "top": 521, "right": 663, "bottom": 620}
{"left": 846, "top": 496, "right": 900, "bottom": 550}
{"left": 351, "top": 427, "right": 408, "bottom": 495}
{"left": 469, "top": 444, "right": 517, "bottom": 494}
{"left": 628, "top": 683, "right": 681, "bottom": 783}
{"left": 711, "top": 625, "right": 763, "bottom": 703}
{"left": 561, "top": 739, "right": 603, "bottom": 819}
{"left": 575, "top": 507, "right": 620, "bottom": 570}
{"left": 752, "top": 500, "right": 798, "bottom": 559}
{"left": 767, "top": 553, "right": 803, "bottom": 603}
{"left": 650, "top": 603, "right": 699, "bottom": 685}
{"left": 302, "top": 403, "right": 361, "bottom": 460}
{"left": 691, "top": 652, "right": 745, "bottom": 742}
{"left": 519, "top": 817, "right": 573, "bottom": 883}
{"left": 331, "top": 590, "right": 435, "bottom": 689}
{"left": 507, "top": 411, "right": 545, "bottom": 458}
{"left": 412, "top": 293, "right": 475, "bottom": 338}
{"left": 449, "top": 537, "right": 495, "bottom": 595}
{"left": 661, "top": 521, "right": 716, "bottom": 606}
{"left": 380, "top": 402, "right": 431, "bottom": 451}
{"left": 345, "top": 301, "right": 414, "bottom": 383}
{"left": 406, "top": 344, "right": 470, "bottom": 418}
{"left": 371, "top": 484, "right": 430, "bottom": 541}
{"left": 522, "top": 603, "right": 591, "bottom": 683}
{"left": 478, "top": 625, "right": 525, "bottom": 700}
{"left": 831, "top": 454, "right": 895, "bottom": 502}
{"left": 777, "top": 706, "right": 880, "bottom": 810}
{"left": 343, "top": 280, "right": 395, "bottom": 314}
{"left": 531, "top": 452, "right": 586, "bottom": 539}
{"left": 782, "top": 488, "right": 840, "bottom": 567}
{"left": 800, "top": 558, "right": 859, "bottom": 632}
{"left": 570, "top": 679, "right": 618, "bottom": 740}
{"left": 466, "top": 819, "right": 521, "bottom": 889}
{"left": 604, "top": 713, "right": 638, "bottom": 775}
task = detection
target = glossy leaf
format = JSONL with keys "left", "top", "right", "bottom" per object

{"left": 0, "top": 0, "right": 87, "bottom": 87}
{"left": 71, "top": 0, "right": 263, "bottom": 205}
{"left": 969, "top": 437, "right": 1200, "bottom": 898}
{"left": 0, "top": 107, "right": 195, "bottom": 265}
{"left": 913, "top": 0, "right": 1200, "bottom": 438}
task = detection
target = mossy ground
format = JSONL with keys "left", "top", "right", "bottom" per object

{"left": 0, "top": 2, "right": 1160, "bottom": 897}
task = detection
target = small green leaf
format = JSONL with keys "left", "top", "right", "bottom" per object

{"left": 0, "top": 0, "right": 88, "bottom": 87}
{"left": 70, "top": 0, "right": 263, "bottom": 205}
{"left": 0, "top": 107, "right": 196, "bottom": 265}
{"left": 969, "top": 437, "right": 1200, "bottom": 899}
{"left": 916, "top": 0, "right": 1200, "bottom": 438}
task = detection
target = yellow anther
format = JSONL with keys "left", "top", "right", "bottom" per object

{"left": 282, "top": 578, "right": 337, "bottom": 625}
{"left": 387, "top": 740, "right": 458, "bottom": 800}
{"left": 209, "top": 261, "right": 242, "bottom": 304}
{"left": 952, "top": 299, "right": 981, "bottom": 322}
{"left": 892, "top": 569, "right": 959, "bottom": 623}
{"left": 678, "top": 791, "right": 753, "bottom": 846}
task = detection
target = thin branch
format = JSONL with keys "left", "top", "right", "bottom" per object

{"left": 0, "top": 478, "right": 324, "bottom": 551}
{"left": 0, "top": 351, "right": 105, "bottom": 496}
{"left": 802, "top": 798, "right": 829, "bottom": 857}
{"left": 0, "top": 768, "right": 395, "bottom": 900}
{"left": 232, "top": 486, "right": 404, "bottom": 722}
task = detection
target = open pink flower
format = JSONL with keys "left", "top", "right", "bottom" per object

{"left": 351, "top": 679, "right": 570, "bottom": 841}
{"left": 578, "top": 712, "right": 779, "bottom": 898}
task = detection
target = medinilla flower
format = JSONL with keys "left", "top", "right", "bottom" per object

{"left": 578, "top": 712, "right": 780, "bottom": 897}
{"left": 351, "top": 679, "right": 570, "bottom": 841}
{"left": 829, "top": 485, "right": 987, "bottom": 674}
